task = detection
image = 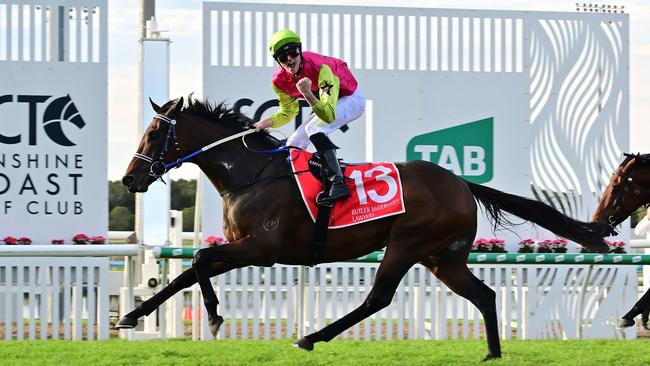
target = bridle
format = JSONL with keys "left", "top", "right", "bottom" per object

{"left": 133, "top": 113, "right": 258, "bottom": 183}
{"left": 604, "top": 153, "right": 645, "bottom": 234}
{"left": 133, "top": 113, "right": 179, "bottom": 182}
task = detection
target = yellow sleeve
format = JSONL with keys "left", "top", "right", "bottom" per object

{"left": 269, "top": 84, "right": 299, "bottom": 128}
{"left": 312, "top": 64, "right": 340, "bottom": 123}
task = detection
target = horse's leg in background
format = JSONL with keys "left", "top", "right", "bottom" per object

{"left": 192, "top": 237, "right": 275, "bottom": 337}
{"left": 619, "top": 288, "right": 650, "bottom": 328}
{"left": 115, "top": 261, "right": 244, "bottom": 328}
{"left": 425, "top": 258, "right": 501, "bottom": 360}
{"left": 294, "top": 245, "right": 416, "bottom": 350}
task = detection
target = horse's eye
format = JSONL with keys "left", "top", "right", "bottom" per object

{"left": 148, "top": 131, "right": 160, "bottom": 141}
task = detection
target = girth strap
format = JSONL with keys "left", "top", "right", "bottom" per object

{"left": 309, "top": 180, "right": 333, "bottom": 266}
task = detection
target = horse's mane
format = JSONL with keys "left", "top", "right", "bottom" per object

{"left": 180, "top": 96, "right": 253, "bottom": 132}
{"left": 176, "top": 95, "right": 282, "bottom": 148}
{"left": 620, "top": 153, "right": 650, "bottom": 168}
{"left": 638, "top": 153, "right": 650, "bottom": 164}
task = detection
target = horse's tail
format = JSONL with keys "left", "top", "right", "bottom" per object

{"left": 466, "top": 181, "right": 609, "bottom": 252}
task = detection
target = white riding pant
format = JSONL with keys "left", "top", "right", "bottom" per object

{"left": 286, "top": 88, "right": 366, "bottom": 149}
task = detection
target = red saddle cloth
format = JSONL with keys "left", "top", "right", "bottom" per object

{"left": 290, "top": 150, "right": 406, "bottom": 228}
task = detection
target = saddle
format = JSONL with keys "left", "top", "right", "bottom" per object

{"left": 289, "top": 150, "right": 406, "bottom": 265}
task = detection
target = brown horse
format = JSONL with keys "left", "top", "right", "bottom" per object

{"left": 591, "top": 153, "right": 650, "bottom": 328}
{"left": 118, "top": 96, "right": 608, "bottom": 360}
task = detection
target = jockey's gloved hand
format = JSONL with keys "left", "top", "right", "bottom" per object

{"left": 254, "top": 119, "right": 273, "bottom": 132}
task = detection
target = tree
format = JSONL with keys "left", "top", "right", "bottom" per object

{"left": 171, "top": 179, "right": 196, "bottom": 210}
{"left": 109, "top": 180, "right": 135, "bottom": 212}
{"left": 173, "top": 179, "right": 197, "bottom": 232}
{"left": 182, "top": 206, "right": 195, "bottom": 232}
{"left": 632, "top": 206, "right": 646, "bottom": 228}
{"left": 108, "top": 179, "right": 197, "bottom": 232}
{"left": 109, "top": 206, "right": 135, "bottom": 231}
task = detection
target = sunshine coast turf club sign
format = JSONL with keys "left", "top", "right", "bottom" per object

{"left": 0, "top": 92, "right": 107, "bottom": 243}
{"left": 0, "top": 94, "right": 87, "bottom": 217}
{"left": 0, "top": 1, "right": 107, "bottom": 244}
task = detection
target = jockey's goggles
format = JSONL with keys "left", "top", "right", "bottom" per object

{"left": 275, "top": 44, "right": 301, "bottom": 63}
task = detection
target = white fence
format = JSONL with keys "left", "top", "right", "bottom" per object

{"left": 0, "top": 241, "right": 639, "bottom": 341}
{"left": 0, "top": 258, "right": 109, "bottom": 340}
{"left": 127, "top": 214, "right": 639, "bottom": 341}
{"left": 0, "top": 245, "right": 138, "bottom": 340}
{"left": 145, "top": 260, "right": 637, "bottom": 341}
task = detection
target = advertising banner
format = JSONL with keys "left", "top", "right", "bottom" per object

{"left": 202, "top": 3, "right": 628, "bottom": 249}
{"left": 0, "top": 2, "right": 107, "bottom": 244}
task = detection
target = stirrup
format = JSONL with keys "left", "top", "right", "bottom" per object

{"left": 315, "top": 191, "right": 335, "bottom": 207}
{"left": 319, "top": 185, "right": 350, "bottom": 204}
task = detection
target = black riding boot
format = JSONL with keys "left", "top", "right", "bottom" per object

{"left": 319, "top": 149, "right": 350, "bottom": 203}
{"left": 309, "top": 133, "right": 350, "bottom": 204}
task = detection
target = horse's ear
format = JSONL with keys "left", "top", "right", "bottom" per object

{"left": 169, "top": 97, "right": 184, "bottom": 116}
{"left": 149, "top": 98, "right": 162, "bottom": 113}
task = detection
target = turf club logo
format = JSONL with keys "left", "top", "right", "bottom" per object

{"left": 0, "top": 94, "right": 86, "bottom": 146}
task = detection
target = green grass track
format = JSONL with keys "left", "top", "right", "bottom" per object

{"left": 1, "top": 339, "right": 649, "bottom": 365}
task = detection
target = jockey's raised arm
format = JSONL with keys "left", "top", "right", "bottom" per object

{"left": 254, "top": 29, "right": 366, "bottom": 204}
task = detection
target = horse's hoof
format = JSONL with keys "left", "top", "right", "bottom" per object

{"left": 617, "top": 318, "right": 635, "bottom": 329}
{"left": 209, "top": 315, "right": 224, "bottom": 337}
{"left": 482, "top": 354, "right": 501, "bottom": 361}
{"left": 293, "top": 337, "right": 314, "bottom": 351}
{"left": 114, "top": 316, "right": 138, "bottom": 329}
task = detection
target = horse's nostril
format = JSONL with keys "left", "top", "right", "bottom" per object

{"left": 122, "top": 175, "right": 134, "bottom": 187}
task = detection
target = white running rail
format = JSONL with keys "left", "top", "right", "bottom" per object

{"left": 0, "top": 245, "right": 138, "bottom": 340}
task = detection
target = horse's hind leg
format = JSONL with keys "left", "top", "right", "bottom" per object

{"left": 295, "top": 246, "right": 416, "bottom": 351}
{"left": 424, "top": 259, "right": 501, "bottom": 360}
{"left": 619, "top": 288, "right": 650, "bottom": 328}
{"left": 115, "top": 261, "right": 244, "bottom": 329}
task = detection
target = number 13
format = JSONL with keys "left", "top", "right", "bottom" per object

{"left": 349, "top": 166, "right": 397, "bottom": 205}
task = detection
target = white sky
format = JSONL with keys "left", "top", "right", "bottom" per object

{"left": 107, "top": 0, "right": 650, "bottom": 181}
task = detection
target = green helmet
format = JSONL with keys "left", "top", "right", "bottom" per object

{"left": 268, "top": 29, "right": 301, "bottom": 57}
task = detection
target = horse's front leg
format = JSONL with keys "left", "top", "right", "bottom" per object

{"left": 115, "top": 261, "right": 243, "bottom": 329}
{"left": 192, "top": 236, "right": 276, "bottom": 337}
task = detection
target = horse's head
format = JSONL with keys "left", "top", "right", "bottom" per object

{"left": 122, "top": 96, "right": 281, "bottom": 194}
{"left": 591, "top": 153, "right": 650, "bottom": 236}
{"left": 122, "top": 97, "right": 185, "bottom": 193}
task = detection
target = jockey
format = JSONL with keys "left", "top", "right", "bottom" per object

{"left": 254, "top": 29, "right": 366, "bottom": 204}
